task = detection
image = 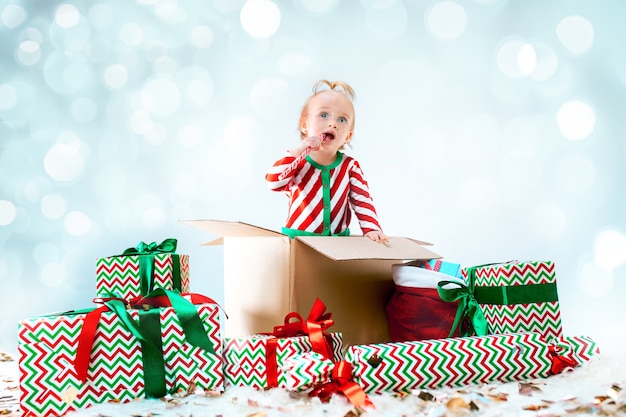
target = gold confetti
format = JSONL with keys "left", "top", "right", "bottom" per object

{"left": 61, "top": 386, "right": 79, "bottom": 405}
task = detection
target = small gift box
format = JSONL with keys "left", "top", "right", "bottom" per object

{"left": 96, "top": 238, "right": 190, "bottom": 299}
{"left": 344, "top": 332, "right": 598, "bottom": 394}
{"left": 222, "top": 298, "right": 342, "bottom": 390}
{"left": 18, "top": 290, "right": 223, "bottom": 417}
{"left": 463, "top": 260, "right": 563, "bottom": 340}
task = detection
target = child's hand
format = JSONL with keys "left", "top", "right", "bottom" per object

{"left": 365, "top": 230, "right": 389, "bottom": 244}
{"left": 302, "top": 135, "right": 322, "bottom": 151}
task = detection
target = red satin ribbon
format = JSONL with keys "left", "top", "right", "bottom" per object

{"left": 548, "top": 345, "right": 579, "bottom": 375}
{"left": 309, "top": 360, "right": 374, "bottom": 409}
{"left": 74, "top": 292, "right": 220, "bottom": 383}
{"left": 262, "top": 298, "right": 335, "bottom": 389}
{"left": 269, "top": 298, "right": 334, "bottom": 361}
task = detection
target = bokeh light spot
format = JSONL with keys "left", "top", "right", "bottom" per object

{"left": 530, "top": 42, "right": 558, "bottom": 81}
{"left": 364, "top": 0, "right": 408, "bottom": 40}
{"left": 130, "top": 110, "right": 154, "bottom": 135}
{"left": 240, "top": 0, "right": 281, "bottom": 39}
{"left": 88, "top": 3, "right": 114, "bottom": 29}
{"left": 1, "top": 4, "right": 27, "bottom": 28}
{"left": 0, "top": 84, "right": 17, "bottom": 110}
{"left": 33, "top": 242, "right": 62, "bottom": 266}
{"left": 44, "top": 142, "right": 86, "bottom": 182}
{"left": 556, "top": 153, "right": 596, "bottom": 194}
{"left": 17, "top": 40, "right": 41, "bottom": 66}
{"left": 190, "top": 25, "right": 214, "bottom": 48}
{"left": 557, "top": 100, "right": 595, "bottom": 140}
{"left": 277, "top": 50, "right": 311, "bottom": 75}
{"left": 43, "top": 51, "right": 90, "bottom": 94}
{"left": 54, "top": 4, "right": 81, "bottom": 28}
{"left": 497, "top": 38, "right": 538, "bottom": 79}
{"left": 64, "top": 210, "right": 92, "bottom": 236}
{"left": 120, "top": 22, "right": 144, "bottom": 46}
{"left": 103, "top": 64, "right": 128, "bottom": 89}
{"left": 578, "top": 260, "right": 613, "bottom": 297}
{"left": 557, "top": 15, "right": 594, "bottom": 54}
{"left": 0, "top": 200, "right": 17, "bottom": 226}
{"left": 517, "top": 43, "right": 536, "bottom": 76}
{"left": 594, "top": 229, "right": 626, "bottom": 271}
{"left": 426, "top": 1, "right": 467, "bottom": 40}
{"left": 141, "top": 77, "right": 181, "bottom": 116}
{"left": 41, "top": 194, "right": 67, "bottom": 219}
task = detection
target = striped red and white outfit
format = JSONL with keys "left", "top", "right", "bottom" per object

{"left": 265, "top": 151, "right": 383, "bottom": 236}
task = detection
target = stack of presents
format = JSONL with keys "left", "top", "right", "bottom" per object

{"left": 18, "top": 220, "right": 600, "bottom": 416}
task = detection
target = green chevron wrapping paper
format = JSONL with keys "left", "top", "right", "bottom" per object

{"left": 18, "top": 302, "right": 223, "bottom": 417}
{"left": 464, "top": 261, "right": 563, "bottom": 340}
{"left": 344, "top": 332, "right": 598, "bottom": 394}
{"left": 96, "top": 252, "right": 190, "bottom": 299}
{"left": 222, "top": 332, "right": 342, "bottom": 390}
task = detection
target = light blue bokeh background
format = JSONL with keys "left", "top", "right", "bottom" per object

{"left": 1, "top": 0, "right": 625, "bottom": 355}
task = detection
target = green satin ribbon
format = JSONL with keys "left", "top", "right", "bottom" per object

{"left": 473, "top": 283, "right": 559, "bottom": 305}
{"left": 437, "top": 280, "right": 489, "bottom": 338}
{"left": 464, "top": 262, "right": 559, "bottom": 305}
{"left": 121, "top": 238, "right": 181, "bottom": 295}
{"left": 139, "top": 309, "right": 166, "bottom": 398}
{"left": 73, "top": 288, "right": 215, "bottom": 398}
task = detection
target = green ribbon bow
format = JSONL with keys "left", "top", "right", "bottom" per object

{"left": 75, "top": 288, "right": 216, "bottom": 398}
{"left": 121, "top": 238, "right": 181, "bottom": 296}
{"left": 437, "top": 279, "right": 489, "bottom": 338}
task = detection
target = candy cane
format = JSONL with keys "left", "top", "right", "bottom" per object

{"left": 278, "top": 134, "right": 330, "bottom": 181}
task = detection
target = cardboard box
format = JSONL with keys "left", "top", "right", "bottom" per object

{"left": 180, "top": 220, "right": 441, "bottom": 347}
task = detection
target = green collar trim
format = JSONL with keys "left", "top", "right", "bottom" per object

{"left": 306, "top": 152, "right": 344, "bottom": 170}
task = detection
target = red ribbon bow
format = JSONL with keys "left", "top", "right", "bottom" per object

{"left": 263, "top": 298, "right": 335, "bottom": 388}
{"left": 309, "top": 360, "right": 374, "bottom": 409}
{"left": 548, "top": 345, "right": 579, "bottom": 375}
{"left": 269, "top": 298, "right": 335, "bottom": 361}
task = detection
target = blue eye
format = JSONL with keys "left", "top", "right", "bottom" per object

{"left": 339, "top": 116, "right": 346, "bottom": 123}
{"left": 320, "top": 112, "right": 328, "bottom": 118}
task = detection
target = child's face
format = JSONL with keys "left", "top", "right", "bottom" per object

{"left": 301, "top": 91, "right": 354, "bottom": 150}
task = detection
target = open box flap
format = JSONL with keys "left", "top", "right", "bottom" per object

{"left": 295, "top": 236, "right": 441, "bottom": 261}
{"left": 179, "top": 219, "right": 283, "bottom": 245}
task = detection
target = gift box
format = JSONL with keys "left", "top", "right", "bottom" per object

{"left": 18, "top": 291, "right": 223, "bottom": 417}
{"left": 344, "top": 332, "right": 598, "bottom": 394}
{"left": 96, "top": 238, "right": 190, "bottom": 299}
{"left": 463, "top": 261, "right": 563, "bottom": 340}
{"left": 223, "top": 297, "right": 342, "bottom": 390}
{"left": 222, "top": 332, "right": 342, "bottom": 390}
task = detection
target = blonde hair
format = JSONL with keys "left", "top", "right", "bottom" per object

{"left": 299, "top": 80, "right": 356, "bottom": 139}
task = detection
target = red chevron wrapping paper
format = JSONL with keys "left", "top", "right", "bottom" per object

{"left": 222, "top": 332, "right": 342, "bottom": 390}
{"left": 18, "top": 302, "right": 223, "bottom": 417}
{"left": 344, "top": 332, "right": 598, "bottom": 394}
{"left": 464, "top": 261, "right": 563, "bottom": 340}
{"left": 95, "top": 253, "right": 190, "bottom": 299}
